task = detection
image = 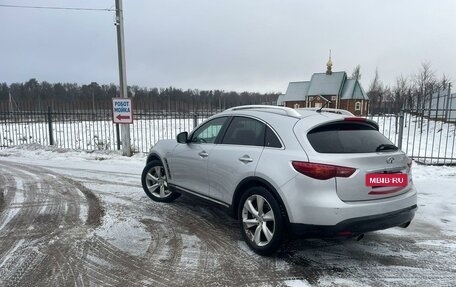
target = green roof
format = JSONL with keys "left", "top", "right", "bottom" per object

{"left": 307, "top": 72, "right": 346, "bottom": 96}
{"left": 341, "top": 79, "right": 368, "bottom": 100}
{"left": 281, "top": 71, "right": 369, "bottom": 103}
{"left": 281, "top": 81, "right": 310, "bottom": 102}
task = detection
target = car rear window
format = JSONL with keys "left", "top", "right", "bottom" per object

{"left": 307, "top": 122, "right": 397, "bottom": 153}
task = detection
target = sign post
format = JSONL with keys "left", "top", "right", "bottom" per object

{"left": 112, "top": 98, "right": 133, "bottom": 124}
{"left": 115, "top": 0, "right": 132, "bottom": 156}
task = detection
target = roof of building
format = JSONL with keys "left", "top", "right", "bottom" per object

{"left": 281, "top": 70, "right": 369, "bottom": 103}
{"left": 341, "top": 79, "right": 369, "bottom": 100}
{"left": 281, "top": 81, "right": 310, "bottom": 102}
{"left": 428, "top": 89, "right": 456, "bottom": 109}
{"left": 307, "top": 71, "right": 346, "bottom": 96}
{"left": 411, "top": 89, "right": 456, "bottom": 120}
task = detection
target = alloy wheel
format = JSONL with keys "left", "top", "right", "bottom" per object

{"left": 242, "top": 194, "right": 276, "bottom": 247}
{"left": 145, "top": 165, "right": 171, "bottom": 198}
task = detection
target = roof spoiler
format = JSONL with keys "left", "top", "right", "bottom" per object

{"left": 344, "top": 117, "right": 379, "bottom": 130}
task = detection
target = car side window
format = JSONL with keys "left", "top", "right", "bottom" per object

{"left": 265, "top": 126, "right": 282, "bottom": 148}
{"left": 191, "top": 117, "right": 227, "bottom": 144}
{"left": 221, "top": 117, "right": 265, "bottom": 146}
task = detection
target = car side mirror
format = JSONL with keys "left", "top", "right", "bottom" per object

{"left": 176, "top": 132, "right": 188, "bottom": 144}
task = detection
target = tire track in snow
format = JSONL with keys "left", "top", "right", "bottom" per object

{"left": 0, "top": 160, "right": 103, "bottom": 287}
{"left": 1, "top": 158, "right": 456, "bottom": 286}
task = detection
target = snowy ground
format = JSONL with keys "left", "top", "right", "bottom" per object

{"left": 0, "top": 145, "right": 455, "bottom": 286}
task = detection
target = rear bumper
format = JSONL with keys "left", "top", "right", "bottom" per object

{"left": 278, "top": 172, "right": 418, "bottom": 225}
{"left": 289, "top": 204, "right": 417, "bottom": 237}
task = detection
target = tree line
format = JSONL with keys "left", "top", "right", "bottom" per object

{"left": 1, "top": 62, "right": 452, "bottom": 114}
{"left": 361, "top": 62, "right": 452, "bottom": 114}
{"left": 0, "top": 79, "right": 280, "bottom": 112}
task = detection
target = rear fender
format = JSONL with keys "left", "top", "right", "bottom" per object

{"left": 230, "top": 176, "right": 290, "bottom": 226}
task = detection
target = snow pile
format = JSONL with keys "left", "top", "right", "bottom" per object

{"left": 0, "top": 143, "right": 146, "bottom": 161}
{"left": 411, "top": 163, "right": 456, "bottom": 236}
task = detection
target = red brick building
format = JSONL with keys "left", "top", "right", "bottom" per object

{"left": 277, "top": 58, "right": 369, "bottom": 116}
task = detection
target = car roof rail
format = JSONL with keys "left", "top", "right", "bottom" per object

{"left": 225, "top": 105, "right": 302, "bottom": 117}
{"left": 297, "top": 107, "right": 354, "bottom": 116}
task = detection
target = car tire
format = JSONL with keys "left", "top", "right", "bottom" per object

{"left": 238, "top": 186, "right": 284, "bottom": 256}
{"left": 141, "top": 160, "right": 180, "bottom": 203}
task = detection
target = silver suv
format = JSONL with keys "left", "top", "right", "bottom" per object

{"left": 141, "top": 105, "right": 417, "bottom": 255}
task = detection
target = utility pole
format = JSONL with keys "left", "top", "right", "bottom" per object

{"left": 115, "top": 0, "right": 132, "bottom": 156}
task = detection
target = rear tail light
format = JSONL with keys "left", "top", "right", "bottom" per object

{"left": 292, "top": 161, "right": 356, "bottom": 180}
{"left": 337, "top": 231, "right": 352, "bottom": 236}
{"left": 344, "top": 117, "right": 366, "bottom": 122}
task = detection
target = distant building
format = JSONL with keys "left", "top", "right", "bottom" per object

{"left": 415, "top": 88, "right": 456, "bottom": 122}
{"left": 278, "top": 57, "right": 369, "bottom": 116}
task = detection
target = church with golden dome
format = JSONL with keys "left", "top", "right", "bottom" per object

{"left": 277, "top": 56, "right": 370, "bottom": 116}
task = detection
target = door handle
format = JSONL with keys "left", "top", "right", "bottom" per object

{"left": 198, "top": 151, "right": 209, "bottom": 158}
{"left": 239, "top": 156, "right": 253, "bottom": 163}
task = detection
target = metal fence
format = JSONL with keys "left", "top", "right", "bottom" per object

{"left": 369, "top": 113, "right": 456, "bottom": 165}
{"left": 0, "top": 100, "right": 220, "bottom": 153}
{"left": 369, "top": 90, "right": 456, "bottom": 165}
{"left": 1, "top": 97, "right": 456, "bottom": 165}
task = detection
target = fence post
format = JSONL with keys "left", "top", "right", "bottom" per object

{"left": 398, "top": 110, "right": 404, "bottom": 150}
{"left": 395, "top": 116, "right": 398, "bottom": 134}
{"left": 116, "top": 123, "right": 121, "bottom": 150}
{"left": 47, "top": 106, "right": 54, "bottom": 145}
{"left": 193, "top": 113, "right": 198, "bottom": 128}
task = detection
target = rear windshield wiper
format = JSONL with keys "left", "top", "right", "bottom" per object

{"left": 376, "top": 144, "right": 398, "bottom": 152}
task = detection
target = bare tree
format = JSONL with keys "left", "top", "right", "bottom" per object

{"left": 382, "top": 86, "right": 395, "bottom": 113}
{"left": 438, "top": 74, "right": 451, "bottom": 91}
{"left": 368, "top": 68, "right": 385, "bottom": 114}
{"left": 351, "top": 65, "right": 361, "bottom": 80}
{"left": 413, "top": 62, "right": 437, "bottom": 110}
{"left": 393, "top": 75, "right": 409, "bottom": 111}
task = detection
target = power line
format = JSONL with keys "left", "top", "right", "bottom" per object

{"left": 0, "top": 4, "right": 116, "bottom": 12}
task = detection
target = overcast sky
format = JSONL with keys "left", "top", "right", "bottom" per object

{"left": 1, "top": 0, "right": 455, "bottom": 93}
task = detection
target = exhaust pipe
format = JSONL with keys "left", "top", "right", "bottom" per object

{"left": 356, "top": 234, "right": 364, "bottom": 241}
{"left": 400, "top": 221, "right": 411, "bottom": 228}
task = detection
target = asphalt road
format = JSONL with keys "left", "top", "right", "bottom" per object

{"left": 0, "top": 159, "right": 455, "bottom": 286}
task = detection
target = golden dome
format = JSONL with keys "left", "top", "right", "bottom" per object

{"left": 327, "top": 57, "right": 333, "bottom": 67}
{"left": 326, "top": 52, "right": 333, "bottom": 75}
